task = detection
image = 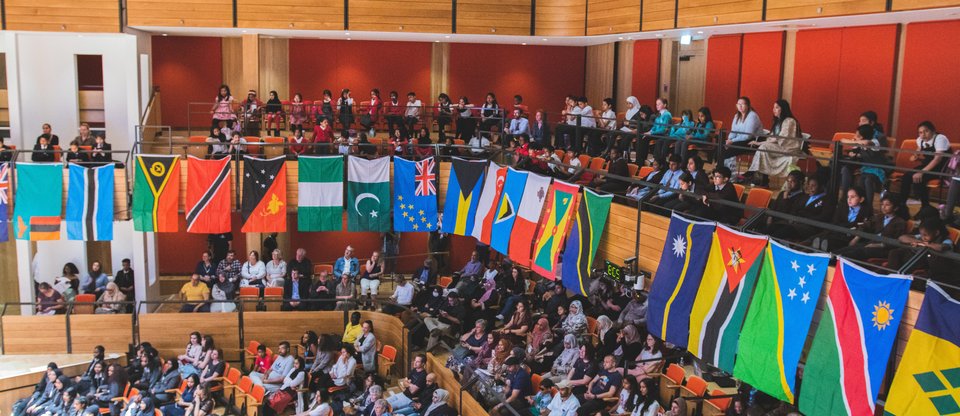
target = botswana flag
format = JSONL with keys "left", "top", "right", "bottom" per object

{"left": 66, "top": 164, "right": 114, "bottom": 241}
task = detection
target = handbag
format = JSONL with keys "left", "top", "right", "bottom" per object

{"left": 361, "top": 113, "right": 373, "bottom": 128}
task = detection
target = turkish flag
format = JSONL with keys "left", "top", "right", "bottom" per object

{"left": 241, "top": 156, "right": 287, "bottom": 232}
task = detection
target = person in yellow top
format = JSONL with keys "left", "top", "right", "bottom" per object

{"left": 342, "top": 311, "right": 363, "bottom": 344}
{"left": 180, "top": 274, "right": 210, "bottom": 312}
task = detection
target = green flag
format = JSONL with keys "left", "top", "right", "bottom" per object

{"left": 298, "top": 156, "right": 344, "bottom": 231}
{"left": 13, "top": 163, "right": 63, "bottom": 240}
{"left": 347, "top": 156, "right": 390, "bottom": 232}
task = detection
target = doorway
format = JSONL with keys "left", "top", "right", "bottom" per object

{"left": 673, "top": 40, "right": 707, "bottom": 115}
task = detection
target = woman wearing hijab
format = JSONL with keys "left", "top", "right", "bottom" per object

{"left": 468, "top": 279, "right": 499, "bottom": 324}
{"left": 608, "top": 96, "right": 643, "bottom": 156}
{"left": 266, "top": 357, "right": 305, "bottom": 415}
{"left": 546, "top": 334, "right": 580, "bottom": 383}
{"left": 614, "top": 324, "right": 644, "bottom": 365}
{"left": 209, "top": 274, "right": 237, "bottom": 313}
{"left": 560, "top": 300, "right": 588, "bottom": 340}
{"left": 421, "top": 389, "right": 454, "bottom": 416}
{"left": 95, "top": 283, "right": 126, "bottom": 314}
{"left": 526, "top": 317, "right": 555, "bottom": 374}
{"left": 595, "top": 315, "right": 617, "bottom": 358}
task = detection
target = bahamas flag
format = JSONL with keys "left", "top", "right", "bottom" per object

{"left": 441, "top": 157, "right": 485, "bottom": 236}
{"left": 884, "top": 282, "right": 960, "bottom": 415}
{"left": 66, "top": 164, "right": 114, "bottom": 241}
{"left": 489, "top": 167, "right": 528, "bottom": 255}
{"left": 394, "top": 157, "right": 438, "bottom": 232}
{"left": 687, "top": 225, "right": 767, "bottom": 373}
{"left": 733, "top": 240, "right": 830, "bottom": 404}
{"left": 799, "top": 259, "right": 911, "bottom": 416}
{"left": 13, "top": 163, "right": 63, "bottom": 240}
{"left": 646, "top": 213, "right": 714, "bottom": 347}
{"left": 530, "top": 181, "right": 580, "bottom": 279}
{"left": 561, "top": 188, "right": 612, "bottom": 295}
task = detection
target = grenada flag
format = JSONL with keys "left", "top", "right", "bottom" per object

{"left": 530, "top": 181, "right": 580, "bottom": 279}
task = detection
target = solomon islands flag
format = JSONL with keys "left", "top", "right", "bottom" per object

{"left": 66, "top": 163, "right": 114, "bottom": 240}
{"left": 561, "top": 187, "right": 613, "bottom": 295}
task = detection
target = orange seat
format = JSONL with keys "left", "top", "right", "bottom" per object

{"left": 188, "top": 135, "right": 208, "bottom": 143}
{"left": 733, "top": 184, "right": 745, "bottom": 201}
{"left": 531, "top": 373, "right": 543, "bottom": 392}
{"left": 704, "top": 389, "right": 732, "bottom": 415}
{"left": 740, "top": 188, "right": 773, "bottom": 224}
{"left": 659, "top": 364, "right": 685, "bottom": 403}
{"left": 561, "top": 152, "right": 572, "bottom": 165}
{"left": 554, "top": 149, "right": 565, "bottom": 160}
{"left": 681, "top": 375, "right": 708, "bottom": 397}
{"left": 53, "top": 145, "right": 62, "bottom": 162}
{"left": 577, "top": 154, "right": 591, "bottom": 168}
{"left": 74, "top": 293, "right": 96, "bottom": 314}
{"left": 626, "top": 163, "right": 639, "bottom": 177}
{"left": 638, "top": 166, "right": 653, "bottom": 178}
{"left": 263, "top": 287, "right": 283, "bottom": 311}
{"left": 263, "top": 287, "right": 283, "bottom": 297}
{"left": 313, "top": 264, "right": 333, "bottom": 276}
{"left": 243, "top": 384, "right": 266, "bottom": 416}
{"left": 232, "top": 376, "right": 253, "bottom": 410}
{"left": 588, "top": 157, "right": 606, "bottom": 171}
{"left": 949, "top": 227, "right": 960, "bottom": 245}
{"left": 438, "top": 276, "right": 453, "bottom": 288}
{"left": 378, "top": 345, "right": 397, "bottom": 378}
{"left": 238, "top": 287, "right": 260, "bottom": 298}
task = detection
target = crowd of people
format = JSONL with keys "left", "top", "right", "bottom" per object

{"left": 36, "top": 259, "right": 135, "bottom": 315}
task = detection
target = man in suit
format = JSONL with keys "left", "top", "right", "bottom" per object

{"left": 701, "top": 166, "right": 743, "bottom": 225}
{"left": 597, "top": 147, "right": 630, "bottom": 194}
{"left": 282, "top": 269, "right": 311, "bottom": 311}
{"left": 32, "top": 136, "right": 55, "bottom": 162}
{"left": 90, "top": 135, "right": 112, "bottom": 164}
{"left": 149, "top": 359, "right": 182, "bottom": 404}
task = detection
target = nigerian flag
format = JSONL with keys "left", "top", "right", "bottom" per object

{"left": 298, "top": 156, "right": 344, "bottom": 231}
{"left": 347, "top": 156, "right": 390, "bottom": 232}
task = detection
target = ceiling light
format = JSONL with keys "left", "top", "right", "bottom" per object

{"left": 655, "top": 34, "right": 663, "bottom": 38}
{"left": 618, "top": 37, "right": 624, "bottom": 40}
{"left": 345, "top": 32, "right": 350, "bottom": 35}
{"left": 435, "top": 40, "right": 440, "bottom": 43}
{"left": 697, "top": 31, "right": 703, "bottom": 34}
{"left": 242, "top": 30, "right": 247, "bottom": 33}
{"left": 445, "top": 35, "right": 450, "bottom": 38}
{"left": 162, "top": 33, "right": 168, "bottom": 36}
{"left": 680, "top": 34, "right": 692, "bottom": 44}
{"left": 521, "top": 42, "right": 527, "bottom": 45}
{"left": 542, "top": 38, "right": 548, "bottom": 41}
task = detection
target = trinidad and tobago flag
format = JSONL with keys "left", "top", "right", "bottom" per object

{"left": 241, "top": 156, "right": 287, "bottom": 232}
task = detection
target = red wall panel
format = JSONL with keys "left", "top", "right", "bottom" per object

{"left": 791, "top": 29, "right": 842, "bottom": 141}
{"left": 448, "top": 44, "right": 585, "bottom": 117}
{"left": 704, "top": 35, "right": 743, "bottom": 128}
{"left": 897, "top": 20, "right": 960, "bottom": 144}
{"left": 152, "top": 36, "right": 223, "bottom": 129}
{"left": 157, "top": 213, "right": 248, "bottom": 275}
{"left": 288, "top": 40, "right": 433, "bottom": 104}
{"left": 631, "top": 40, "right": 661, "bottom": 105}
{"left": 837, "top": 25, "right": 898, "bottom": 142}
{"left": 739, "top": 32, "right": 784, "bottom": 125}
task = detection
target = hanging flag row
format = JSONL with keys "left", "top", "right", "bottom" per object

{"left": 646, "top": 214, "right": 915, "bottom": 415}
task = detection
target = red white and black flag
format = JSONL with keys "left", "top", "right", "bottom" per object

{"left": 186, "top": 156, "right": 232, "bottom": 233}
{"left": 241, "top": 156, "right": 287, "bottom": 232}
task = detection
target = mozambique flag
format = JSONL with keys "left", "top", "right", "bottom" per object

{"left": 133, "top": 155, "right": 180, "bottom": 232}
{"left": 472, "top": 162, "right": 507, "bottom": 245}
{"left": 733, "top": 240, "right": 830, "bottom": 403}
{"left": 799, "top": 259, "right": 911, "bottom": 416}
{"left": 646, "top": 213, "right": 714, "bottom": 347}
{"left": 66, "top": 164, "right": 115, "bottom": 241}
{"left": 687, "top": 225, "right": 767, "bottom": 373}
{"left": 441, "top": 157, "right": 486, "bottom": 236}
{"left": 13, "top": 163, "right": 63, "bottom": 240}
{"left": 530, "top": 180, "right": 580, "bottom": 279}
{"left": 186, "top": 156, "right": 231, "bottom": 234}
{"left": 560, "top": 188, "right": 612, "bottom": 295}
{"left": 241, "top": 156, "right": 287, "bottom": 232}
{"left": 884, "top": 282, "right": 960, "bottom": 415}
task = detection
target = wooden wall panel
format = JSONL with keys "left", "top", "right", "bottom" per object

{"left": 237, "top": 0, "right": 343, "bottom": 30}
{"left": 535, "top": 0, "right": 587, "bottom": 36}
{"left": 642, "top": 0, "right": 676, "bottom": 31}
{"left": 5, "top": 0, "right": 120, "bottom": 32}
{"left": 892, "top": 0, "right": 960, "bottom": 10}
{"left": 259, "top": 38, "right": 290, "bottom": 99}
{"left": 596, "top": 203, "right": 639, "bottom": 269}
{"left": 458, "top": 0, "right": 531, "bottom": 35}
{"left": 586, "top": 0, "right": 641, "bottom": 35}
{"left": 138, "top": 313, "right": 241, "bottom": 361}
{"left": 766, "top": 0, "right": 885, "bottom": 20}
{"left": 221, "top": 38, "right": 244, "bottom": 98}
{"left": 676, "top": 0, "right": 763, "bottom": 28}
{"left": 349, "top": 0, "right": 453, "bottom": 33}
{"left": 70, "top": 314, "right": 131, "bottom": 353}
{"left": 127, "top": 0, "right": 234, "bottom": 28}
{"left": 2, "top": 315, "right": 67, "bottom": 354}
{"left": 585, "top": 43, "right": 615, "bottom": 107}
{"left": 427, "top": 353, "right": 487, "bottom": 416}
{"left": 244, "top": 311, "right": 346, "bottom": 351}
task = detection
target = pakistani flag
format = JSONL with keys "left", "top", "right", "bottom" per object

{"left": 298, "top": 156, "right": 344, "bottom": 231}
{"left": 347, "top": 156, "right": 390, "bottom": 232}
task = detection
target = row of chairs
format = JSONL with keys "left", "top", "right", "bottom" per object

{"left": 660, "top": 363, "right": 731, "bottom": 416}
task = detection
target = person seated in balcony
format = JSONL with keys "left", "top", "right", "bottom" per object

{"left": 698, "top": 166, "right": 743, "bottom": 225}
{"left": 32, "top": 136, "right": 56, "bottom": 162}
{"left": 251, "top": 342, "right": 294, "bottom": 393}
{"left": 382, "top": 274, "right": 414, "bottom": 316}
{"left": 768, "top": 174, "right": 835, "bottom": 242}
{"left": 888, "top": 216, "right": 955, "bottom": 280}
{"left": 342, "top": 312, "right": 363, "bottom": 345}
{"left": 358, "top": 251, "right": 384, "bottom": 311}
{"left": 333, "top": 245, "right": 359, "bottom": 281}
{"left": 310, "top": 270, "right": 335, "bottom": 311}
{"left": 808, "top": 186, "right": 873, "bottom": 251}
{"left": 179, "top": 274, "right": 210, "bottom": 313}
{"left": 161, "top": 374, "right": 197, "bottom": 416}
{"left": 90, "top": 135, "right": 112, "bottom": 165}
{"left": 264, "top": 357, "right": 305, "bottom": 416}
{"left": 288, "top": 127, "right": 309, "bottom": 157}
{"left": 149, "top": 357, "right": 182, "bottom": 405}
{"left": 676, "top": 107, "right": 715, "bottom": 161}
{"left": 386, "top": 354, "right": 428, "bottom": 411}
{"left": 226, "top": 132, "right": 247, "bottom": 158}
{"left": 241, "top": 90, "right": 263, "bottom": 137}
{"left": 36, "top": 123, "right": 60, "bottom": 146}
{"left": 660, "top": 172, "right": 704, "bottom": 216}
{"left": 65, "top": 142, "right": 89, "bottom": 164}
{"left": 334, "top": 274, "right": 356, "bottom": 311}
{"left": 209, "top": 273, "right": 237, "bottom": 313}
{"left": 282, "top": 269, "right": 310, "bottom": 311}
{"left": 761, "top": 170, "right": 807, "bottom": 232}
{"left": 205, "top": 127, "right": 229, "bottom": 156}
{"left": 655, "top": 109, "right": 694, "bottom": 160}
{"left": 414, "top": 127, "right": 435, "bottom": 159}
{"left": 634, "top": 97, "right": 671, "bottom": 165}
{"left": 836, "top": 193, "right": 908, "bottom": 263}
{"left": 183, "top": 384, "right": 213, "bottom": 416}
{"left": 595, "top": 147, "right": 630, "bottom": 194}
{"left": 36, "top": 283, "right": 64, "bottom": 316}
{"left": 721, "top": 97, "right": 763, "bottom": 172}
{"left": 287, "top": 248, "right": 313, "bottom": 279}
{"left": 505, "top": 108, "right": 530, "bottom": 142}
{"left": 625, "top": 156, "right": 666, "bottom": 201}
{"left": 572, "top": 355, "right": 620, "bottom": 416}
{"left": 902, "top": 120, "right": 951, "bottom": 207}
{"left": 95, "top": 283, "right": 126, "bottom": 314}
{"left": 357, "top": 132, "right": 377, "bottom": 156}
{"left": 265, "top": 249, "right": 286, "bottom": 288}
{"left": 424, "top": 293, "right": 465, "bottom": 351}
{"left": 310, "top": 118, "right": 334, "bottom": 156}
{"left": 264, "top": 91, "right": 283, "bottom": 137}
{"left": 240, "top": 250, "right": 266, "bottom": 289}
{"left": 636, "top": 154, "right": 683, "bottom": 204}
{"left": 74, "top": 123, "right": 95, "bottom": 147}
{"left": 742, "top": 99, "right": 803, "bottom": 187}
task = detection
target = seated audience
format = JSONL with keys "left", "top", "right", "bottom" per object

{"left": 768, "top": 174, "right": 834, "bottom": 241}
{"left": 282, "top": 269, "right": 310, "bottom": 311}
{"left": 36, "top": 283, "right": 65, "bottom": 316}
{"left": 65, "top": 142, "right": 89, "bottom": 164}
{"left": 95, "top": 283, "right": 126, "bottom": 314}
{"left": 160, "top": 374, "right": 197, "bottom": 416}
{"left": 265, "top": 249, "right": 287, "bottom": 288}
{"left": 240, "top": 250, "right": 267, "bottom": 288}
{"left": 743, "top": 99, "right": 802, "bottom": 186}
{"left": 250, "top": 342, "right": 294, "bottom": 393}
{"left": 179, "top": 275, "right": 210, "bottom": 313}
{"left": 888, "top": 217, "right": 956, "bottom": 280}
{"left": 32, "top": 136, "right": 56, "bottom": 162}
{"left": 359, "top": 251, "right": 384, "bottom": 311}
{"left": 901, "top": 120, "right": 950, "bottom": 206}
{"left": 836, "top": 194, "right": 909, "bottom": 261}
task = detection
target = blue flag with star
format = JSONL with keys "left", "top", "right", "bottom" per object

{"left": 393, "top": 156, "right": 439, "bottom": 232}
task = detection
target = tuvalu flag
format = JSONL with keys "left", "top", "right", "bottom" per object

{"left": 133, "top": 155, "right": 180, "bottom": 232}
{"left": 884, "top": 281, "right": 960, "bottom": 415}
{"left": 394, "top": 156, "right": 439, "bottom": 232}
{"left": 799, "top": 259, "right": 911, "bottom": 416}
{"left": 13, "top": 162, "right": 63, "bottom": 240}
{"left": 561, "top": 188, "right": 612, "bottom": 295}
{"left": 687, "top": 225, "right": 767, "bottom": 373}
{"left": 472, "top": 162, "right": 507, "bottom": 245}
{"left": 441, "top": 157, "right": 485, "bottom": 236}
{"left": 241, "top": 156, "right": 287, "bottom": 232}
{"left": 66, "top": 163, "right": 114, "bottom": 241}
{"left": 733, "top": 240, "right": 830, "bottom": 404}
{"left": 530, "top": 180, "right": 580, "bottom": 279}
{"left": 509, "top": 172, "right": 552, "bottom": 267}
{"left": 186, "top": 156, "right": 231, "bottom": 234}
{"left": 490, "top": 167, "right": 528, "bottom": 255}
{"left": 646, "top": 213, "right": 715, "bottom": 347}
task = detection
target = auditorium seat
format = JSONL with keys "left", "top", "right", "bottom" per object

{"left": 680, "top": 376, "right": 708, "bottom": 415}
{"left": 588, "top": 157, "right": 606, "bottom": 171}
{"left": 263, "top": 287, "right": 283, "bottom": 311}
{"left": 703, "top": 389, "right": 732, "bottom": 415}
{"left": 659, "top": 364, "right": 685, "bottom": 403}
{"left": 262, "top": 136, "right": 285, "bottom": 159}
{"left": 74, "top": 294, "right": 96, "bottom": 314}
{"left": 242, "top": 383, "right": 265, "bottom": 416}
{"left": 230, "top": 375, "right": 253, "bottom": 411}
{"left": 627, "top": 163, "right": 639, "bottom": 177}
{"left": 53, "top": 145, "right": 62, "bottom": 162}
{"left": 313, "top": 264, "right": 333, "bottom": 276}
{"left": 578, "top": 154, "right": 591, "bottom": 168}
{"left": 733, "top": 184, "right": 745, "bottom": 201}
{"left": 378, "top": 344, "right": 397, "bottom": 379}
{"left": 740, "top": 188, "right": 773, "bottom": 225}
{"left": 638, "top": 166, "right": 653, "bottom": 179}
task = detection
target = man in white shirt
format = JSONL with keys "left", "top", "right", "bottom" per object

{"left": 250, "top": 341, "right": 294, "bottom": 392}
{"left": 404, "top": 92, "right": 422, "bottom": 135}
{"left": 468, "top": 134, "right": 491, "bottom": 155}
{"left": 544, "top": 386, "right": 580, "bottom": 416}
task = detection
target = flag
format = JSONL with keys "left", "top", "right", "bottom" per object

{"left": 347, "top": 156, "right": 390, "bottom": 232}
{"left": 133, "top": 155, "right": 180, "bottom": 232}
{"left": 646, "top": 213, "right": 715, "bottom": 347}
{"left": 241, "top": 156, "right": 287, "bottom": 232}
{"left": 186, "top": 156, "right": 231, "bottom": 234}
{"left": 0, "top": 163, "right": 9, "bottom": 242}
{"left": 13, "top": 163, "right": 63, "bottom": 240}
{"left": 733, "top": 240, "right": 830, "bottom": 403}
{"left": 441, "top": 157, "right": 485, "bottom": 236}
{"left": 509, "top": 172, "right": 552, "bottom": 266}
{"left": 799, "top": 259, "right": 911, "bottom": 416}
{"left": 489, "top": 167, "right": 528, "bottom": 254}
{"left": 298, "top": 155, "right": 343, "bottom": 231}
{"left": 66, "top": 164, "right": 114, "bottom": 241}
{"left": 884, "top": 282, "right": 960, "bottom": 415}
{"left": 687, "top": 225, "right": 767, "bottom": 373}
{"left": 394, "top": 157, "right": 438, "bottom": 232}
{"left": 530, "top": 180, "right": 580, "bottom": 279}
{"left": 561, "top": 188, "right": 613, "bottom": 295}
{"left": 472, "top": 162, "right": 507, "bottom": 244}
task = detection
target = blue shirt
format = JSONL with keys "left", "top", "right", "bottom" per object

{"left": 509, "top": 368, "right": 533, "bottom": 398}
{"left": 806, "top": 193, "right": 826, "bottom": 207}
{"left": 669, "top": 119, "right": 695, "bottom": 138}
{"left": 847, "top": 206, "right": 861, "bottom": 223}
{"left": 649, "top": 110, "right": 673, "bottom": 135}
{"left": 507, "top": 117, "right": 529, "bottom": 135}
{"left": 291, "top": 280, "right": 300, "bottom": 300}
{"left": 333, "top": 257, "right": 359, "bottom": 278}
{"left": 656, "top": 169, "right": 684, "bottom": 198}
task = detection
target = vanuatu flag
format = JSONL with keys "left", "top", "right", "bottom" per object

{"left": 472, "top": 162, "right": 507, "bottom": 245}
{"left": 133, "top": 155, "right": 180, "bottom": 232}
{"left": 799, "top": 259, "right": 911, "bottom": 416}
{"left": 186, "top": 156, "right": 231, "bottom": 234}
{"left": 490, "top": 167, "right": 527, "bottom": 255}
{"left": 66, "top": 164, "right": 115, "bottom": 241}
{"left": 733, "top": 240, "right": 830, "bottom": 403}
{"left": 560, "top": 188, "right": 612, "bottom": 295}
{"left": 530, "top": 181, "right": 580, "bottom": 279}
{"left": 646, "top": 213, "right": 714, "bottom": 347}
{"left": 441, "top": 157, "right": 485, "bottom": 236}
{"left": 13, "top": 163, "right": 63, "bottom": 240}
{"left": 687, "top": 225, "right": 767, "bottom": 373}
{"left": 884, "top": 282, "right": 960, "bottom": 415}
{"left": 394, "top": 156, "right": 438, "bottom": 232}
{"left": 241, "top": 156, "right": 287, "bottom": 232}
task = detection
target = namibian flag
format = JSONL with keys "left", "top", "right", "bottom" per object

{"left": 884, "top": 282, "right": 960, "bottom": 415}
{"left": 13, "top": 163, "right": 63, "bottom": 240}
{"left": 441, "top": 157, "right": 485, "bottom": 236}
{"left": 799, "top": 259, "right": 910, "bottom": 416}
{"left": 530, "top": 181, "right": 580, "bottom": 279}
{"left": 646, "top": 213, "right": 714, "bottom": 347}
{"left": 133, "top": 155, "right": 180, "bottom": 232}
{"left": 241, "top": 156, "right": 287, "bottom": 232}
{"left": 561, "top": 188, "right": 612, "bottom": 295}
{"left": 66, "top": 164, "right": 114, "bottom": 241}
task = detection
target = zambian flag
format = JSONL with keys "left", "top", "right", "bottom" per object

{"left": 133, "top": 155, "right": 180, "bottom": 232}
{"left": 560, "top": 188, "right": 612, "bottom": 294}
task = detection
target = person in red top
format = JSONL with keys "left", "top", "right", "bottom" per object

{"left": 311, "top": 118, "right": 334, "bottom": 155}
{"left": 364, "top": 89, "right": 383, "bottom": 138}
{"left": 385, "top": 91, "right": 404, "bottom": 136}
{"left": 389, "top": 128, "right": 408, "bottom": 156}
{"left": 414, "top": 127, "right": 435, "bottom": 159}
{"left": 289, "top": 127, "right": 309, "bottom": 156}
{"left": 251, "top": 344, "right": 274, "bottom": 375}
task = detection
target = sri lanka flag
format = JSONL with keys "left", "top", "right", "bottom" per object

{"left": 440, "top": 157, "right": 485, "bottom": 236}
{"left": 799, "top": 259, "right": 910, "bottom": 416}
{"left": 66, "top": 164, "right": 115, "bottom": 241}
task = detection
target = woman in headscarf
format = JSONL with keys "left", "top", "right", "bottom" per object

{"left": 461, "top": 332, "right": 497, "bottom": 379}
{"left": 209, "top": 274, "right": 237, "bottom": 313}
{"left": 595, "top": 315, "right": 617, "bottom": 358}
{"left": 608, "top": 96, "right": 643, "bottom": 156}
{"left": 467, "top": 338, "right": 512, "bottom": 403}
{"left": 95, "top": 283, "right": 126, "bottom": 314}
{"left": 560, "top": 300, "right": 587, "bottom": 339}
{"left": 546, "top": 334, "right": 579, "bottom": 383}
{"left": 421, "top": 389, "right": 454, "bottom": 416}
{"left": 615, "top": 324, "right": 644, "bottom": 365}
